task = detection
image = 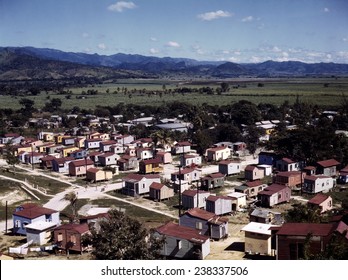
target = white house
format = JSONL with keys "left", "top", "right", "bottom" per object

{"left": 302, "top": 175, "right": 335, "bottom": 194}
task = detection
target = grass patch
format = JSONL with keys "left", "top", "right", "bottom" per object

{"left": 0, "top": 167, "right": 71, "bottom": 195}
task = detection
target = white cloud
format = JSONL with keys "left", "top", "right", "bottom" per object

{"left": 150, "top": 37, "right": 158, "bottom": 42}
{"left": 149, "top": 48, "right": 159, "bottom": 54}
{"left": 98, "top": 43, "right": 107, "bottom": 50}
{"left": 197, "top": 10, "right": 232, "bottom": 21}
{"left": 166, "top": 41, "right": 180, "bottom": 48}
{"left": 242, "top": 16, "right": 254, "bottom": 22}
{"left": 250, "top": 56, "right": 263, "bottom": 63}
{"left": 272, "top": 46, "right": 282, "bottom": 53}
{"left": 343, "top": 38, "right": 348, "bottom": 42}
{"left": 108, "top": 1, "right": 137, "bottom": 12}
{"left": 82, "top": 32, "right": 90, "bottom": 38}
{"left": 324, "top": 7, "right": 330, "bottom": 13}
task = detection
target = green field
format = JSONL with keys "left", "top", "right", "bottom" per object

{"left": 2, "top": 77, "right": 348, "bottom": 110}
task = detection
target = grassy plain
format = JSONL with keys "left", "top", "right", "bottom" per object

{"left": 2, "top": 77, "right": 348, "bottom": 110}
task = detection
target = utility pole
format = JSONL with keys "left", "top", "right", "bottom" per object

{"left": 5, "top": 200, "right": 8, "bottom": 234}
{"left": 178, "top": 165, "right": 182, "bottom": 217}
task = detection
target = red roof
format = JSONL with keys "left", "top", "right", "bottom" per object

{"left": 206, "top": 195, "right": 233, "bottom": 202}
{"left": 172, "top": 168, "right": 196, "bottom": 175}
{"left": 70, "top": 159, "right": 94, "bottom": 167}
{"left": 184, "top": 208, "right": 229, "bottom": 224}
{"left": 281, "top": 158, "right": 295, "bottom": 164}
{"left": 307, "top": 193, "right": 331, "bottom": 205}
{"left": 317, "top": 159, "right": 340, "bottom": 168}
{"left": 207, "top": 146, "right": 228, "bottom": 152}
{"left": 175, "top": 141, "right": 192, "bottom": 146}
{"left": 244, "top": 165, "right": 258, "bottom": 171}
{"left": 124, "top": 173, "right": 160, "bottom": 182}
{"left": 55, "top": 223, "right": 89, "bottom": 234}
{"left": 276, "top": 171, "right": 301, "bottom": 177}
{"left": 150, "top": 182, "right": 165, "bottom": 190}
{"left": 245, "top": 180, "right": 263, "bottom": 188}
{"left": 182, "top": 190, "right": 209, "bottom": 197}
{"left": 203, "top": 172, "right": 225, "bottom": 179}
{"left": 304, "top": 175, "right": 331, "bottom": 181}
{"left": 140, "top": 158, "right": 162, "bottom": 164}
{"left": 276, "top": 223, "right": 336, "bottom": 236}
{"left": 13, "top": 205, "right": 57, "bottom": 219}
{"left": 258, "top": 184, "right": 289, "bottom": 195}
{"left": 156, "top": 222, "right": 208, "bottom": 244}
{"left": 219, "top": 160, "right": 241, "bottom": 165}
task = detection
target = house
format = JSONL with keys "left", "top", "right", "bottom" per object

{"left": 155, "top": 151, "right": 172, "bottom": 164}
{"left": 84, "top": 138, "right": 103, "bottom": 150}
{"left": 227, "top": 192, "right": 247, "bottom": 211}
{"left": 181, "top": 190, "right": 210, "bottom": 209}
{"left": 40, "top": 155, "right": 56, "bottom": 170}
{"left": 138, "top": 158, "right": 163, "bottom": 174}
{"left": 136, "top": 148, "right": 153, "bottom": 160}
{"left": 179, "top": 208, "right": 229, "bottom": 240}
{"left": 276, "top": 158, "right": 302, "bottom": 172}
{"left": 172, "top": 180, "right": 190, "bottom": 193}
{"left": 244, "top": 165, "right": 265, "bottom": 181}
{"left": 110, "top": 143, "right": 126, "bottom": 154}
{"left": 249, "top": 208, "right": 283, "bottom": 225}
{"left": 132, "top": 138, "right": 153, "bottom": 148}
{"left": 86, "top": 168, "right": 113, "bottom": 182}
{"left": 258, "top": 151, "right": 279, "bottom": 167}
{"left": 338, "top": 165, "right": 348, "bottom": 184}
{"left": 25, "top": 221, "right": 57, "bottom": 245}
{"left": 99, "top": 140, "right": 117, "bottom": 153}
{"left": 12, "top": 203, "right": 60, "bottom": 235}
{"left": 113, "top": 134, "right": 135, "bottom": 145}
{"left": 241, "top": 222, "right": 279, "bottom": 256}
{"left": 68, "top": 159, "right": 95, "bottom": 177}
{"left": 316, "top": 159, "right": 340, "bottom": 177}
{"left": 52, "top": 156, "right": 75, "bottom": 174}
{"left": 218, "top": 160, "right": 241, "bottom": 176}
{"left": 303, "top": 166, "right": 316, "bottom": 176}
{"left": 273, "top": 171, "right": 304, "bottom": 189}
{"left": 180, "top": 153, "right": 202, "bottom": 167}
{"left": 258, "top": 184, "right": 291, "bottom": 207}
{"left": 154, "top": 221, "right": 210, "bottom": 259}
{"left": 98, "top": 152, "right": 119, "bottom": 167}
{"left": 275, "top": 223, "right": 337, "bottom": 260}
{"left": 205, "top": 195, "right": 233, "bottom": 215}
{"left": 23, "top": 152, "right": 45, "bottom": 165}
{"left": 201, "top": 172, "right": 225, "bottom": 190}
{"left": 117, "top": 155, "right": 138, "bottom": 171}
{"left": 88, "top": 151, "right": 104, "bottom": 165}
{"left": 171, "top": 168, "right": 202, "bottom": 184}
{"left": 257, "top": 164, "right": 273, "bottom": 176}
{"left": 62, "top": 137, "right": 76, "bottom": 146}
{"left": 69, "top": 149, "right": 88, "bottom": 160}
{"left": 149, "top": 182, "right": 174, "bottom": 201}
{"left": 302, "top": 175, "right": 335, "bottom": 194}
{"left": 122, "top": 173, "right": 161, "bottom": 197}
{"left": 171, "top": 141, "right": 192, "bottom": 154}
{"left": 54, "top": 223, "right": 90, "bottom": 254}
{"left": 234, "top": 180, "right": 267, "bottom": 199}
{"left": 307, "top": 193, "right": 333, "bottom": 213}
{"left": 206, "top": 146, "right": 231, "bottom": 162}
{"left": 60, "top": 146, "right": 79, "bottom": 158}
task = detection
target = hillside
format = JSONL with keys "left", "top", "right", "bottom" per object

{"left": 0, "top": 48, "right": 155, "bottom": 81}
{"left": 1, "top": 46, "right": 348, "bottom": 81}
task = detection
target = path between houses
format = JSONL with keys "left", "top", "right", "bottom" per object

{"left": 0, "top": 162, "right": 178, "bottom": 234}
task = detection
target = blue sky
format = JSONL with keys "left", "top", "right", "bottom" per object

{"left": 1, "top": 0, "right": 348, "bottom": 63}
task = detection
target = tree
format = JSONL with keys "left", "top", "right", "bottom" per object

{"left": 220, "top": 82, "right": 229, "bottom": 92}
{"left": 63, "top": 191, "right": 78, "bottom": 223}
{"left": 284, "top": 203, "right": 322, "bottom": 223}
{"left": 88, "top": 209, "right": 164, "bottom": 260}
{"left": 19, "top": 98, "right": 35, "bottom": 117}
{"left": 5, "top": 141, "right": 19, "bottom": 173}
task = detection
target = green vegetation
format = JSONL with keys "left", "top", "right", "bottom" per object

{"left": 1, "top": 77, "right": 348, "bottom": 110}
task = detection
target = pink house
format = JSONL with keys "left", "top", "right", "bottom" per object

{"left": 244, "top": 165, "right": 264, "bottom": 181}
{"left": 68, "top": 159, "right": 95, "bottom": 176}
{"left": 307, "top": 193, "right": 333, "bottom": 213}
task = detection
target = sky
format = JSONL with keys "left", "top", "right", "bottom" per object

{"left": 1, "top": 0, "right": 348, "bottom": 63}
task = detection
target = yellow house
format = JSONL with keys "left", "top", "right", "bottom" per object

{"left": 14, "top": 144, "right": 32, "bottom": 155}
{"left": 43, "top": 133, "right": 55, "bottom": 142}
{"left": 75, "top": 137, "right": 86, "bottom": 148}
{"left": 86, "top": 168, "right": 113, "bottom": 182}
{"left": 54, "top": 134, "right": 66, "bottom": 144}
{"left": 61, "top": 146, "right": 79, "bottom": 157}
{"left": 37, "top": 142, "right": 56, "bottom": 153}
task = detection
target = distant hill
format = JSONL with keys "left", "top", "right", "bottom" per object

{"left": 1, "top": 46, "right": 348, "bottom": 81}
{"left": 0, "top": 48, "right": 155, "bottom": 81}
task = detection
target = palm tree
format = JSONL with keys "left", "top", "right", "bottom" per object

{"left": 63, "top": 191, "right": 78, "bottom": 223}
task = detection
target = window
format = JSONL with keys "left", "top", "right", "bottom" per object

{"left": 196, "top": 222, "right": 203, "bottom": 230}
{"left": 57, "top": 233, "right": 63, "bottom": 242}
{"left": 176, "top": 240, "right": 182, "bottom": 249}
{"left": 278, "top": 193, "right": 282, "bottom": 199}
{"left": 15, "top": 220, "right": 20, "bottom": 228}
{"left": 142, "top": 184, "right": 145, "bottom": 189}
{"left": 70, "top": 235, "right": 77, "bottom": 244}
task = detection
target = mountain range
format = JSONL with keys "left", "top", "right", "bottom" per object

{"left": 1, "top": 46, "right": 348, "bottom": 81}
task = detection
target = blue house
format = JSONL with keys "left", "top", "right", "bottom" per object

{"left": 12, "top": 203, "right": 60, "bottom": 235}
{"left": 258, "top": 151, "right": 279, "bottom": 167}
